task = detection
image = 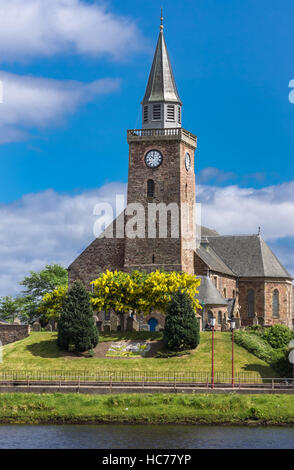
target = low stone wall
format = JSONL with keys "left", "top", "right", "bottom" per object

{"left": 0, "top": 324, "right": 30, "bottom": 346}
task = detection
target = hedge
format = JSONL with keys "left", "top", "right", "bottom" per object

{"left": 234, "top": 330, "right": 291, "bottom": 377}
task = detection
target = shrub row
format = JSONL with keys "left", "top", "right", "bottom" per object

{"left": 234, "top": 330, "right": 291, "bottom": 377}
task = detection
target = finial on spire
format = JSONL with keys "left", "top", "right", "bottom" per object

{"left": 160, "top": 8, "right": 164, "bottom": 31}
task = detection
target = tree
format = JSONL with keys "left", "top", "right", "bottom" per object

{"left": 19, "top": 264, "right": 68, "bottom": 324}
{"left": 0, "top": 296, "right": 22, "bottom": 323}
{"left": 91, "top": 270, "right": 201, "bottom": 316}
{"left": 38, "top": 286, "right": 67, "bottom": 323}
{"left": 58, "top": 281, "right": 98, "bottom": 352}
{"left": 163, "top": 290, "right": 200, "bottom": 351}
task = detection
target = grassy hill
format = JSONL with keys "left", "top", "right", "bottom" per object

{"left": 0, "top": 331, "right": 278, "bottom": 379}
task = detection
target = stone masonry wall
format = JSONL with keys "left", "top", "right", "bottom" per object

{"left": 0, "top": 324, "right": 30, "bottom": 346}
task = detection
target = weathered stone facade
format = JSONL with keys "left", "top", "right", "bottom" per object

{"left": 0, "top": 324, "right": 30, "bottom": 346}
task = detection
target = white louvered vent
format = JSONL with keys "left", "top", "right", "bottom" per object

{"left": 167, "top": 105, "right": 175, "bottom": 121}
{"left": 153, "top": 104, "right": 161, "bottom": 120}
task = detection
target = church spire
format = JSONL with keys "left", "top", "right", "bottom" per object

{"left": 141, "top": 12, "right": 182, "bottom": 129}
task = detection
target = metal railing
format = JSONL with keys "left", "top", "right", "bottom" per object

{"left": 0, "top": 370, "right": 292, "bottom": 390}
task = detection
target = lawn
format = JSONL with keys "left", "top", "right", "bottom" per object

{"left": 0, "top": 331, "right": 278, "bottom": 379}
{"left": 0, "top": 393, "right": 293, "bottom": 424}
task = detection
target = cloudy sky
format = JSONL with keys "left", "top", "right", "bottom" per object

{"left": 0, "top": 0, "right": 293, "bottom": 296}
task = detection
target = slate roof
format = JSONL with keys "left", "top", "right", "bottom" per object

{"left": 207, "top": 235, "right": 292, "bottom": 279}
{"left": 196, "top": 243, "right": 235, "bottom": 276}
{"left": 196, "top": 276, "right": 228, "bottom": 306}
{"left": 142, "top": 29, "right": 182, "bottom": 104}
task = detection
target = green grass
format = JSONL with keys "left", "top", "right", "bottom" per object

{"left": 0, "top": 393, "right": 293, "bottom": 424}
{"left": 0, "top": 331, "right": 278, "bottom": 379}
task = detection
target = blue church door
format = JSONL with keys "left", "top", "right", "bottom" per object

{"left": 148, "top": 318, "right": 158, "bottom": 332}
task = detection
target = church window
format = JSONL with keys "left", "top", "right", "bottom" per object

{"left": 247, "top": 289, "right": 255, "bottom": 317}
{"left": 178, "top": 107, "right": 181, "bottom": 124}
{"left": 214, "top": 276, "right": 218, "bottom": 288}
{"left": 233, "top": 289, "right": 236, "bottom": 298}
{"left": 218, "top": 311, "right": 222, "bottom": 325}
{"left": 143, "top": 106, "right": 148, "bottom": 123}
{"left": 167, "top": 104, "right": 175, "bottom": 121}
{"left": 152, "top": 254, "right": 155, "bottom": 264}
{"left": 223, "top": 288, "right": 227, "bottom": 298}
{"left": 272, "top": 289, "right": 280, "bottom": 317}
{"left": 153, "top": 104, "right": 161, "bottom": 121}
{"left": 147, "top": 179, "right": 155, "bottom": 198}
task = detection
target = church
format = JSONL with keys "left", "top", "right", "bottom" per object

{"left": 68, "top": 18, "right": 293, "bottom": 332}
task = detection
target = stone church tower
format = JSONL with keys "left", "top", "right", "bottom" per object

{"left": 125, "top": 17, "right": 197, "bottom": 274}
{"left": 68, "top": 17, "right": 293, "bottom": 332}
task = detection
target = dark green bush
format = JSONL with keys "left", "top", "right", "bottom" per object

{"left": 234, "top": 330, "right": 291, "bottom": 377}
{"left": 57, "top": 280, "right": 98, "bottom": 352}
{"left": 163, "top": 290, "right": 200, "bottom": 351}
{"left": 262, "top": 324, "right": 294, "bottom": 349}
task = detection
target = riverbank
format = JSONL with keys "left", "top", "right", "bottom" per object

{"left": 1, "top": 393, "right": 294, "bottom": 425}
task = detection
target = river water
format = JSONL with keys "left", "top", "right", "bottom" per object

{"left": 0, "top": 424, "right": 294, "bottom": 449}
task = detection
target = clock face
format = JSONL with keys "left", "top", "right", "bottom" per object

{"left": 185, "top": 152, "right": 191, "bottom": 171}
{"left": 144, "top": 150, "right": 163, "bottom": 168}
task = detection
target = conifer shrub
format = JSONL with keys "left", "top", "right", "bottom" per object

{"left": 57, "top": 280, "right": 98, "bottom": 352}
{"left": 163, "top": 290, "right": 200, "bottom": 351}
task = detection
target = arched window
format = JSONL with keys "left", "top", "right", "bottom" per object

{"left": 247, "top": 289, "right": 255, "bottom": 317}
{"left": 147, "top": 179, "right": 155, "bottom": 198}
{"left": 272, "top": 289, "right": 280, "bottom": 317}
{"left": 208, "top": 310, "right": 213, "bottom": 325}
{"left": 152, "top": 254, "right": 155, "bottom": 264}
{"left": 218, "top": 311, "right": 222, "bottom": 325}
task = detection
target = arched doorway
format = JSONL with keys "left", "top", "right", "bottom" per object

{"left": 148, "top": 318, "right": 158, "bottom": 332}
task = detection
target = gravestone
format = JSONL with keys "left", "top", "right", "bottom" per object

{"left": 32, "top": 322, "right": 41, "bottom": 332}
{"left": 110, "top": 315, "right": 118, "bottom": 331}
{"left": 45, "top": 324, "right": 52, "bottom": 332}
{"left": 139, "top": 324, "right": 150, "bottom": 332}
{"left": 126, "top": 316, "right": 139, "bottom": 332}
{"left": 104, "top": 323, "right": 111, "bottom": 334}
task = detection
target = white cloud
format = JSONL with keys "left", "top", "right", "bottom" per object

{"left": 0, "top": 179, "right": 293, "bottom": 297}
{"left": 0, "top": 183, "right": 127, "bottom": 296}
{"left": 197, "top": 181, "right": 294, "bottom": 241}
{"left": 0, "top": 71, "right": 120, "bottom": 142}
{"left": 0, "top": 0, "right": 143, "bottom": 62}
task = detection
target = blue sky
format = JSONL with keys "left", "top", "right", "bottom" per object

{"left": 0, "top": 0, "right": 293, "bottom": 295}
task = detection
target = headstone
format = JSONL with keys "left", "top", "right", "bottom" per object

{"left": 126, "top": 316, "right": 134, "bottom": 332}
{"left": 104, "top": 323, "right": 111, "bottom": 334}
{"left": 139, "top": 324, "right": 150, "bottom": 331}
{"left": 132, "top": 317, "right": 139, "bottom": 331}
{"left": 252, "top": 314, "right": 258, "bottom": 326}
{"left": 32, "top": 322, "right": 41, "bottom": 332}
{"left": 110, "top": 315, "right": 118, "bottom": 331}
{"left": 45, "top": 324, "right": 52, "bottom": 332}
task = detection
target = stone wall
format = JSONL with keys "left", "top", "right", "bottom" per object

{"left": 238, "top": 278, "right": 293, "bottom": 328}
{"left": 0, "top": 324, "right": 30, "bottom": 346}
{"left": 68, "top": 216, "right": 125, "bottom": 289}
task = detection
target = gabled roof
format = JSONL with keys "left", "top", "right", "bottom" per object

{"left": 207, "top": 235, "right": 292, "bottom": 279}
{"left": 196, "top": 275, "right": 228, "bottom": 306}
{"left": 196, "top": 243, "right": 235, "bottom": 276}
{"left": 142, "top": 29, "right": 182, "bottom": 104}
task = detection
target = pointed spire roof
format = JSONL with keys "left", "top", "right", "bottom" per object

{"left": 142, "top": 17, "right": 182, "bottom": 105}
